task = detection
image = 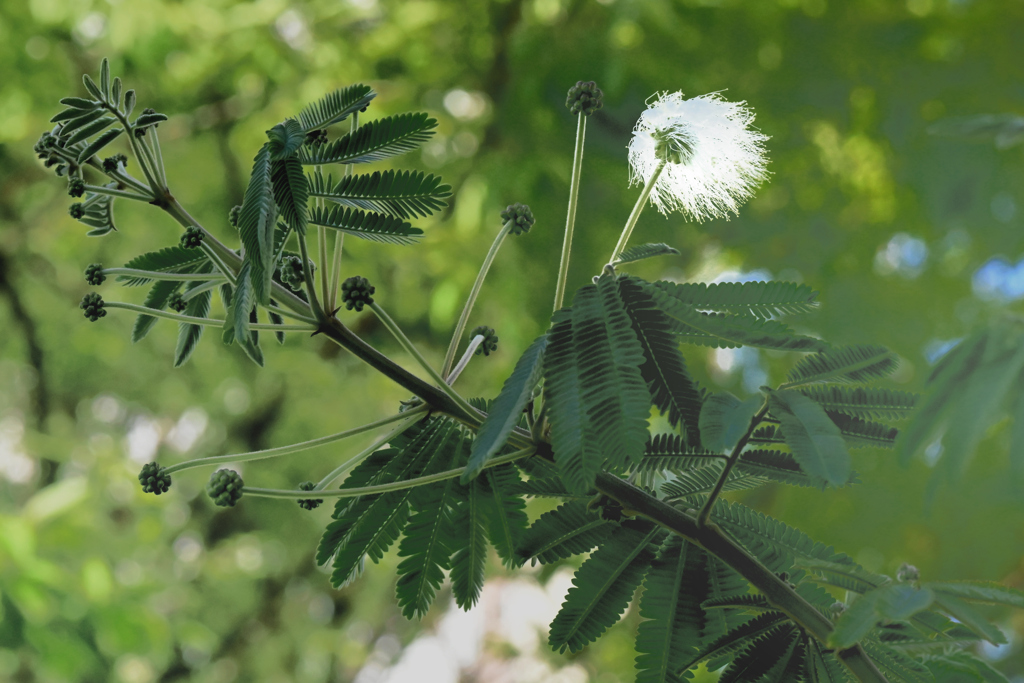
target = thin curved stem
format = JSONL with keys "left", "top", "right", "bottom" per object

{"left": 441, "top": 220, "right": 513, "bottom": 378}
{"left": 696, "top": 400, "right": 770, "bottom": 527}
{"left": 246, "top": 446, "right": 535, "bottom": 500}
{"left": 297, "top": 232, "right": 325, "bottom": 319}
{"left": 104, "top": 268, "right": 228, "bottom": 282}
{"left": 82, "top": 185, "right": 151, "bottom": 201}
{"left": 553, "top": 113, "right": 586, "bottom": 312}
{"left": 313, "top": 407, "right": 428, "bottom": 491}
{"left": 149, "top": 129, "right": 168, "bottom": 187}
{"left": 317, "top": 225, "right": 330, "bottom": 307}
{"left": 369, "top": 302, "right": 483, "bottom": 425}
{"left": 446, "top": 334, "right": 484, "bottom": 386}
{"left": 327, "top": 112, "right": 357, "bottom": 311}
{"left": 182, "top": 280, "right": 224, "bottom": 302}
{"left": 264, "top": 303, "right": 317, "bottom": 325}
{"left": 163, "top": 409, "right": 423, "bottom": 476}
{"left": 607, "top": 159, "right": 667, "bottom": 266}
{"left": 103, "top": 302, "right": 315, "bottom": 331}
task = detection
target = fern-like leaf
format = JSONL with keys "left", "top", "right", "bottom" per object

{"left": 862, "top": 638, "right": 935, "bottom": 683}
{"left": 633, "top": 433, "right": 722, "bottom": 474}
{"left": 549, "top": 521, "right": 662, "bottom": 653}
{"left": 299, "top": 113, "right": 437, "bottom": 165}
{"left": 131, "top": 279, "right": 184, "bottom": 343}
{"left": 806, "top": 640, "right": 853, "bottom": 683}
{"left": 768, "top": 389, "right": 851, "bottom": 487}
{"left": 926, "top": 581, "right": 1024, "bottom": 608}
{"left": 465, "top": 334, "right": 547, "bottom": 481}
{"left": 297, "top": 84, "right": 375, "bottom": 132}
{"left": 237, "top": 143, "right": 276, "bottom": 304}
{"left": 173, "top": 273, "right": 213, "bottom": 367}
{"left": 120, "top": 247, "right": 209, "bottom": 286}
{"left": 78, "top": 188, "right": 118, "bottom": 236}
{"left": 516, "top": 499, "right": 616, "bottom": 566}
{"left": 800, "top": 385, "right": 918, "bottom": 421}
{"left": 543, "top": 276, "right": 651, "bottom": 492}
{"left": 271, "top": 155, "right": 308, "bottom": 239}
{"left": 64, "top": 116, "right": 117, "bottom": 146}
{"left": 267, "top": 119, "right": 305, "bottom": 160}
{"left": 620, "top": 277, "right": 703, "bottom": 445}
{"left": 480, "top": 464, "right": 529, "bottom": 569}
{"left": 699, "top": 392, "right": 764, "bottom": 453}
{"left": 449, "top": 475, "right": 488, "bottom": 610}
{"left": 737, "top": 450, "right": 828, "bottom": 488}
{"left": 648, "top": 280, "right": 820, "bottom": 319}
{"left": 395, "top": 431, "right": 466, "bottom": 618}
{"left": 615, "top": 243, "right": 681, "bottom": 266}
{"left": 635, "top": 537, "right": 706, "bottom": 683}
{"left": 308, "top": 204, "right": 423, "bottom": 244}
{"left": 660, "top": 463, "right": 766, "bottom": 501}
{"left": 309, "top": 169, "right": 451, "bottom": 219}
{"left": 784, "top": 344, "right": 898, "bottom": 387}
{"left": 677, "top": 610, "right": 788, "bottom": 673}
{"left": 702, "top": 594, "right": 772, "bottom": 612}
{"left": 930, "top": 593, "right": 1007, "bottom": 644}
{"left": 924, "top": 651, "right": 1012, "bottom": 683}
{"left": 718, "top": 625, "right": 800, "bottom": 683}
{"left": 826, "top": 411, "right": 898, "bottom": 449}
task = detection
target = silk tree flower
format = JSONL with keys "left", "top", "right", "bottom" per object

{"left": 628, "top": 91, "right": 769, "bottom": 222}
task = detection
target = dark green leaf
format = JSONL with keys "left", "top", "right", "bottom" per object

{"left": 799, "top": 385, "right": 917, "bottom": 421}
{"left": 719, "top": 625, "right": 799, "bottom": 683}
{"left": 548, "top": 521, "right": 662, "bottom": 653}
{"left": 57, "top": 108, "right": 106, "bottom": 134}
{"left": 271, "top": 156, "right": 308, "bottom": 237}
{"left": 516, "top": 499, "right": 615, "bottom": 565}
{"left": 133, "top": 112, "right": 168, "bottom": 128}
{"left": 120, "top": 247, "right": 210, "bottom": 286}
{"left": 65, "top": 116, "right": 117, "bottom": 146}
{"left": 131, "top": 280, "right": 183, "bottom": 343}
{"left": 309, "top": 169, "right": 451, "bottom": 219}
{"left": 614, "top": 243, "right": 680, "bottom": 266}
{"left": 300, "top": 113, "right": 437, "bottom": 165}
{"left": 297, "top": 84, "right": 375, "bottom": 132}
{"left": 237, "top": 144, "right": 276, "bottom": 304}
{"left": 479, "top": 465, "right": 528, "bottom": 569}
{"left": 267, "top": 119, "right": 306, "bottom": 160}
{"left": 784, "top": 344, "right": 898, "bottom": 387}
{"left": 647, "top": 279, "right": 820, "bottom": 319}
{"left": 769, "top": 389, "right": 851, "bottom": 487}
{"left": 465, "top": 334, "right": 547, "bottom": 481}
{"left": 58, "top": 96, "right": 99, "bottom": 110}
{"left": 450, "top": 476, "right": 488, "bottom": 610}
{"left": 173, "top": 279, "right": 212, "bottom": 368}
{"left": 619, "top": 277, "right": 704, "bottom": 445}
{"left": 308, "top": 204, "right": 422, "bottom": 244}
{"left": 83, "top": 73, "right": 103, "bottom": 100}
{"left": 699, "top": 392, "right": 764, "bottom": 453}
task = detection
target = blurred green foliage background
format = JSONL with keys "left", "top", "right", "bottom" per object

{"left": 1, "top": 0, "right": 1024, "bottom": 681}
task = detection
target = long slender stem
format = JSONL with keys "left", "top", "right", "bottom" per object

{"left": 696, "top": 401, "right": 770, "bottom": 527}
{"left": 135, "top": 134, "right": 166, "bottom": 192}
{"left": 441, "top": 220, "right": 513, "bottom": 378}
{"left": 317, "top": 225, "right": 330, "bottom": 307}
{"left": 199, "top": 242, "right": 238, "bottom": 287}
{"left": 369, "top": 302, "right": 483, "bottom": 425}
{"left": 297, "top": 232, "right": 325, "bottom": 319}
{"left": 313, "top": 408, "right": 428, "bottom": 491}
{"left": 104, "top": 268, "right": 228, "bottom": 282}
{"left": 607, "top": 159, "right": 667, "bottom": 266}
{"left": 446, "top": 334, "right": 485, "bottom": 386}
{"left": 327, "top": 112, "right": 357, "bottom": 311}
{"left": 553, "top": 113, "right": 586, "bottom": 312}
{"left": 149, "top": 129, "right": 168, "bottom": 187}
{"left": 182, "top": 280, "right": 224, "bottom": 302}
{"left": 246, "top": 446, "right": 534, "bottom": 500}
{"left": 103, "top": 302, "right": 315, "bottom": 331}
{"left": 163, "top": 409, "right": 423, "bottom": 476}
{"left": 264, "top": 303, "right": 317, "bottom": 325}
{"left": 82, "top": 185, "right": 151, "bottom": 201}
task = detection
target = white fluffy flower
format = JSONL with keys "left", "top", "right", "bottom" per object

{"left": 628, "top": 91, "right": 770, "bottom": 222}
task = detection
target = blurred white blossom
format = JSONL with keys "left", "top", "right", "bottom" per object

{"left": 628, "top": 91, "right": 770, "bottom": 221}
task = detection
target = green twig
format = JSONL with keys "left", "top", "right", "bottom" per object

{"left": 103, "top": 301, "right": 315, "bottom": 331}
{"left": 313, "top": 407, "right": 428, "bottom": 491}
{"left": 106, "top": 268, "right": 228, "bottom": 282}
{"left": 82, "top": 185, "right": 152, "bottom": 201}
{"left": 163, "top": 409, "right": 423, "bottom": 476}
{"left": 695, "top": 400, "right": 770, "bottom": 527}
{"left": 441, "top": 220, "right": 513, "bottom": 378}
{"left": 246, "top": 446, "right": 535, "bottom": 499}
{"left": 553, "top": 113, "right": 586, "bottom": 312}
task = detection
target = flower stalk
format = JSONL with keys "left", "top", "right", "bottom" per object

{"left": 607, "top": 159, "right": 666, "bottom": 265}
{"left": 553, "top": 113, "right": 586, "bottom": 312}
{"left": 441, "top": 220, "right": 513, "bottom": 378}
{"left": 102, "top": 301, "right": 316, "bottom": 331}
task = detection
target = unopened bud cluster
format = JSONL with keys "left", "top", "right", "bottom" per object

{"left": 85, "top": 263, "right": 106, "bottom": 286}
{"left": 80, "top": 293, "right": 106, "bottom": 321}
{"left": 565, "top": 81, "right": 604, "bottom": 117}
{"left": 207, "top": 469, "right": 244, "bottom": 507}
{"left": 138, "top": 462, "right": 172, "bottom": 495}
{"left": 341, "top": 276, "right": 375, "bottom": 312}
{"left": 501, "top": 203, "right": 535, "bottom": 235}
{"left": 180, "top": 226, "right": 204, "bottom": 249}
{"left": 297, "top": 482, "right": 323, "bottom": 510}
{"left": 470, "top": 325, "right": 499, "bottom": 356}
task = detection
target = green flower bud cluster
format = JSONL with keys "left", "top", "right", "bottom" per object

{"left": 68, "top": 177, "right": 86, "bottom": 198}
{"left": 279, "top": 255, "right": 311, "bottom": 291}
{"left": 102, "top": 154, "right": 128, "bottom": 173}
{"left": 341, "top": 276, "right": 375, "bottom": 312}
{"left": 69, "top": 203, "right": 85, "bottom": 219}
{"left": 297, "top": 482, "right": 323, "bottom": 510}
{"left": 85, "top": 263, "right": 106, "bottom": 286}
{"left": 896, "top": 563, "right": 919, "bottom": 583}
{"left": 228, "top": 205, "right": 241, "bottom": 229}
{"left": 470, "top": 325, "right": 499, "bottom": 356}
{"left": 500, "top": 203, "right": 535, "bottom": 235}
{"left": 305, "top": 129, "right": 328, "bottom": 147}
{"left": 207, "top": 469, "right": 244, "bottom": 507}
{"left": 80, "top": 292, "right": 106, "bottom": 321}
{"left": 35, "top": 130, "right": 68, "bottom": 176}
{"left": 566, "top": 80, "right": 604, "bottom": 117}
{"left": 180, "top": 226, "right": 204, "bottom": 249}
{"left": 138, "top": 462, "right": 172, "bottom": 495}
{"left": 168, "top": 292, "right": 188, "bottom": 313}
